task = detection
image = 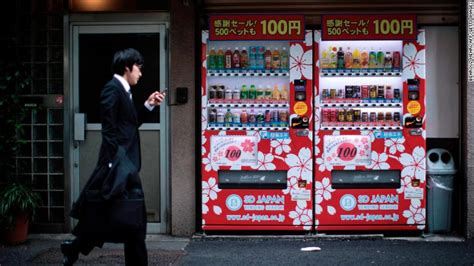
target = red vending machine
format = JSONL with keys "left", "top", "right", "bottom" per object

{"left": 314, "top": 15, "right": 426, "bottom": 231}
{"left": 201, "top": 15, "right": 314, "bottom": 230}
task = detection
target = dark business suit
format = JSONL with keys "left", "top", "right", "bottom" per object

{"left": 70, "top": 77, "right": 152, "bottom": 265}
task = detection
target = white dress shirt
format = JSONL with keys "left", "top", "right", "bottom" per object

{"left": 113, "top": 74, "right": 154, "bottom": 111}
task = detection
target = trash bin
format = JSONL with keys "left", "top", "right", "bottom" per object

{"left": 426, "top": 148, "right": 456, "bottom": 233}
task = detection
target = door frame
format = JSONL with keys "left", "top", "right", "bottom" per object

{"left": 64, "top": 13, "right": 170, "bottom": 233}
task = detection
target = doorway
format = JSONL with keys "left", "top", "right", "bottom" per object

{"left": 69, "top": 22, "right": 169, "bottom": 233}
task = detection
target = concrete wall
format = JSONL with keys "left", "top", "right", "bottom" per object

{"left": 169, "top": 0, "right": 197, "bottom": 236}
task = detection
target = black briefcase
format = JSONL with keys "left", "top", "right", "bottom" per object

{"left": 82, "top": 190, "right": 144, "bottom": 233}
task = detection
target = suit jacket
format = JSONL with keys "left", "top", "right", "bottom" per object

{"left": 70, "top": 77, "right": 153, "bottom": 242}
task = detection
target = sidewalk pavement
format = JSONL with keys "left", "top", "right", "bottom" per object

{"left": 0, "top": 233, "right": 473, "bottom": 265}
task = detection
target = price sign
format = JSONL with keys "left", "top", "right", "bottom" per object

{"left": 209, "top": 15, "right": 305, "bottom": 41}
{"left": 211, "top": 135, "right": 258, "bottom": 166}
{"left": 322, "top": 14, "right": 417, "bottom": 40}
{"left": 323, "top": 135, "right": 371, "bottom": 166}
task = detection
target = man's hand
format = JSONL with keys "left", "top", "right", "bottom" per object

{"left": 147, "top": 91, "right": 166, "bottom": 106}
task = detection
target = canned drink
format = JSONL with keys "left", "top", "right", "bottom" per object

{"left": 322, "top": 89, "right": 329, "bottom": 100}
{"left": 232, "top": 89, "right": 240, "bottom": 100}
{"left": 353, "top": 109, "right": 361, "bottom": 122}
{"left": 394, "top": 88, "right": 401, "bottom": 99}
{"left": 369, "top": 85, "right": 377, "bottom": 99}
{"left": 338, "top": 109, "right": 345, "bottom": 122}
{"left": 248, "top": 111, "right": 256, "bottom": 123}
{"left": 272, "top": 110, "right": 279, "bottom": 122}
{"left": 369, "top": 112, "right": 376, "bottom": 122}
{"left": 377, "top": 112, "right": 384, "bottom": 122}
{"left": 279, "top": 110, "right": 288, "bottom": 122}
{"left": 362, "top": 112, "right": 368, "bottom": 122}
{"left": 385, "top": 85, "right": 393, "bottom": 99}
{"left": 264, "top": 110, "right": 272, "bottom": 123}
{"left": 346, "top": 109, "right": 353, "bottom": 122}
{"left": 209, "top": 85, "right": 217, "bottom": 99}
{"left": 337, "top": 89, "right": 345, "bottom": 99}
{"left": 322, "top": 109, "right": 330, "bottom": 123}
{"left": 361, "top": 85, "right": 369, "bottom": 99}
{"left": 345, "top": 86, "right": 353, "bottom": 99}
{"left": 393, "top": 112, "right": 401, "bottom": 122}
{"left": 377, "top": 86, "right": 385, "bottom": 99}
{"left": 392, "top": 51, "right": 401, "bottom": 70}
{"left": 225, "top": 88, "right": 233, "bottom": 100}
{"left": 330, "top": 109, "right": 337, "bottom": 122}
{"left": 385, "top": 112, "right": 392, "bottom": 122}
{"left": 209, "top": 109, "right": 217, "bottom": 123}
{"left": 353, "top": 86, "right": 361, "bottom": 99}
{"left": 330, "top": 88, "right": 337, "bottom": 99}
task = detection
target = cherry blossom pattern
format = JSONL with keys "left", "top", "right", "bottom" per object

{"left": 290, "top": 44, "right": 312, "bottom": 80}
{"left": 270, "top": 138, "right": 291, "bottom": 155}
{"left": 286, "top": 147, "right": 313, "bottom": 183}
{"left": 403, "top": 43, "right": 425, "bottom": 79}
{"left": 203, "top": 152, "right": 219, "bottom": 172}
{"left": 315, "top": 177, "right": 335, "bottom": 215}
{"left": 282, "top": 174, "right": 299, "bottom": 195}
{"left": 289, "top": 200, "right": 313, "bottom": 230}
{"left": 397, "top": 175, "right": 413, "bottom": 194}
{"left": 314, "top": 135, "right": 321, "bottom": 156}
{"left": 385, "top": 137, "right": 406, "bottom": 155}
{"left": 400, "top": 146, "right": 426, "bottom": 182}
{"left": 315, "top": 156, "right": 333, "bottom": 172}
{"left": 246, "top": 130, "right": 262, "bottom": 143}
{"left": 202, "top": 134, "right": 207, "bottom": 155}
{"left": 367, "top": 151, "right": 390, "bottom": 170}
{"left": 202, "top": 177, "right": 221, "bottom": 214}
{"left": 251, "top": 151, "right": 276, "bottom": 170}
{"left": 305, "top": 30, "right": 313, "bottom": 47}
{"left": 402, "top": 199, "right": 426, "bottom": 229}
{"left": 417, "top": 30, "right": 425, "bottom": 46}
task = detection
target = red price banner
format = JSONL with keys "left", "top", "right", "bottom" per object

{"left": 322, "top": 14, "right": 417, "bottom": 41}
{"left": 209, "top": 15, "right": 305, "bottom": 41}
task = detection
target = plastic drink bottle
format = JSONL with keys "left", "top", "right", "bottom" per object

{"left": 369, "top": 48, "right": 377, "bottom": 69}
{"left": 241, "top": 47, "right": 249, "bottom": 69}
{"left": 344, "top": 47, "right": 352, "bottom": 69}
{"left": 216, "top": 48, "right": 224, "bottom": 69}
{"left": 280, "top": 84, "right": 288, "bottom": 101}
{"left": 337, "top": 47, "right": 345, "bottom": 69}
{"left": 208, "top": 47, "right": 216, "bottom": 70}
{"left": 352, "top": 48, "right": 361, "bottom": 69}
{"left": 240, "top": 85, "right": 248, "bottom": 99}
{"left": 249, "top": 46, "right": 257, "bottom": 70}
{"left": 376, "top": 48, "right": 385, "bottom": 70}
{"left": 264, "top": 48, "right": 272, "bottom": 70}
{"left": 272, "top": 85, "right": 280, "bottom": 100}
{"left": 249, "top": 84, "right": 257, "bottom": 100}
{"left": 280, "top": 47, "right": 289, "bottom": 70}
{"left": 232, "top": 47, "right": 241, "bottom": 69}
{"left": 384, "top": 51, "right": 392, "bottom": 72}
{"left": 224, "top": 47, "right": 232, "bottom": 69}
{"left": 272, "top": 48, "right": 281, "bottom": 70}
{"left": 257, "top": 46, "right": 265, "bottom": 70}
{"left": 360, "top": 48, "right": 369, "bottom": 69}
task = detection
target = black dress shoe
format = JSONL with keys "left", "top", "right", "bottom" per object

{"left": 61, "top": 240, "right": 79, "bottom": 266}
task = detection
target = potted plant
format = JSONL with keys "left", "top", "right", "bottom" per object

{"left": 0, "top": 182, "right": 41, "bottom": 244}
{"left": 0, "top": 61, "right": 41, "bottom": 245}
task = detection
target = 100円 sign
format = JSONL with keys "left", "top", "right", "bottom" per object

{"left": 209, "top": 15, "right": 305, "bottom": 41}
{"left": 322, "top": 14, "right": 417, "bottom": 40}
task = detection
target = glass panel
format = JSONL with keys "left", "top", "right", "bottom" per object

{"left": 49, "top": 191, "right": 64, "bottom": 207}
{"left": 33, "top": 109, "right": 47, "bottom": 124}
{"left": 49, "top": 142, "right": 63, "bottom": 156}
{"left": 48, "top": 109, "right": 63, "bottom": 124}
{"left": 49, "top": 125, "right": 63, "bottom": 140}
{"left": 50, "top": 207, "right": 65, "bottom": 222}
{"left": 35, "top": 207, "right": 49, "bottom": 222}
{"left": 18, "top": 125, "right": 32, "bottom": 140}
{"left": 50, "top": 174, "right": 64, "bottom": 189}
{"left": 19, "top": 142, "right": 32, "bottom": 156}
{"left": 33, "top": 174, "right": 48, "bottom": 190}
{"left": 79, "top": 33, "right": 160, "bottom": 123}
{"left": 34, "top": 158, "right": 48, "bottom": 173}
{"left": 33, "top": 126, "right": 47, "bottom": 140}
{"left": 49, "top": 158, "right": 63, "bottom": 173}
{"left": 218, "top": 170, "right": 287, "bottom": 189}
{"left": 33, "top": 142, "right": 47, "bottom": 157}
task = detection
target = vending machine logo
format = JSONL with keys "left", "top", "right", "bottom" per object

{"left": 226, "top": 194, "right": 243, "bottom": 211}
{"left": 340, "top": 194, "right": 357, "bottom": 211}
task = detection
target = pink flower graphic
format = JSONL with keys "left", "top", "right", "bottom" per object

{"left": 241, "top": 139, "right": 255, "bottom": 153}
{"left": 289, "top": 200, "right": 312, "bottom": 230}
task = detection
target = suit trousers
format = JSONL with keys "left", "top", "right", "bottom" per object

{"left": 72, "top": 235, "right": 148, "bottom": 265}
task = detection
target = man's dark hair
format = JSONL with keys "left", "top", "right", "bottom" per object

{"left": 111, "top": 48, "right": 144, "bottom": 75}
